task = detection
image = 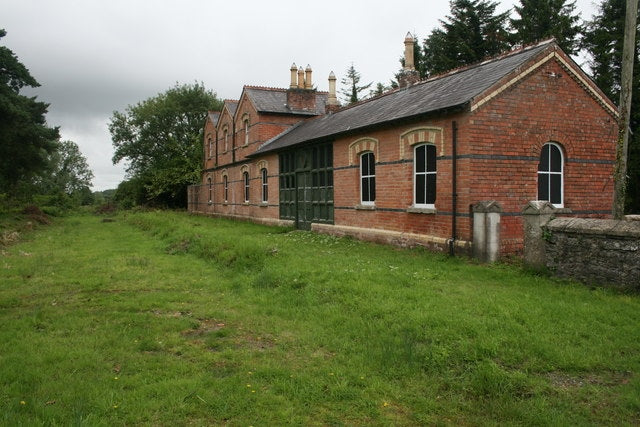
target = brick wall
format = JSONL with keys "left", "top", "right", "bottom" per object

{"left": 195, "top": 56, "right": 616, "bottom": 257}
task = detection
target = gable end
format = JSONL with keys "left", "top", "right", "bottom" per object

{"left": 471, "top": 51, "right": 617, "bottom": 118}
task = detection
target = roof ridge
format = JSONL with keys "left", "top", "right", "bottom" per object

{"left": 422, "top": 39, "right": 556, "bottom": 85}
{"left": 244, "top": 85, "right": 287, "bottom": 92}
{"left": 244, "top": 85, "right": 329, "bottom": 95}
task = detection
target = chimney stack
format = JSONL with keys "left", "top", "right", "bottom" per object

{"left": 404, "top": 32, "right": 415, "bottom": 71}
{"left": 326, "top": 71, "right": 340, "bottom": 113}
{"left": 398, "top": 32, "right": 420, "bottom": 88}
{"left": 290, "top": 63, "right": 298, "bottom": 88}
{"left": 287, "top": 63, "right": 317, "bottom": 112}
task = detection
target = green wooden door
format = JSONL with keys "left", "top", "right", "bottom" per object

{"left": 296, "top": 171, "right": 312, "bottom": 230}
{"left": 279, "top": 143, "right": 333, "bottom": 229}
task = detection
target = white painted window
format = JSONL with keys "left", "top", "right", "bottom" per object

{"left": 414, "top": 144, "right": 436, "bottom": 207}
{"left": 261, "top": 168, "right": 268, "bottom": 202}
{"left": 538, "top": 142, "right": 564, "bottom": 207}
{"left": 360, "top": 152, "right": 375, "bottom": 205}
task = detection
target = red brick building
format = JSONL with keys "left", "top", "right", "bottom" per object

{"left": 189, "top": 36, "right": 617, "bottom": 257}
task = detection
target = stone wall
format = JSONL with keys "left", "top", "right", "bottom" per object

{"left": 543, "top": 217, "right": 640, "bottom": 290}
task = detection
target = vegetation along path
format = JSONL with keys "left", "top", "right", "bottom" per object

{"left": 1, "top": 211, "right": 639, "bottom": 425}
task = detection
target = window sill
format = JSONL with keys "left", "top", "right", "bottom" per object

{"left": 259, "top": 202, "right": 269, "bottom": 207}
{"left": 207, "top": 201, "right": 213, "bottom": 205}
{"left": 406, "top": 206, "right": 437, "bottom": 214}
{"left": 355, "top": 204, "right": 375, "bottom": 210}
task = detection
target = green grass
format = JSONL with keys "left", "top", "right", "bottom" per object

{"left": 1, "top": 210, "right": 639, "bottom": 425}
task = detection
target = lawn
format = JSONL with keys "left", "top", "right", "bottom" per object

{"left": 1, "top": 210, "right": 639, "bottom": 425}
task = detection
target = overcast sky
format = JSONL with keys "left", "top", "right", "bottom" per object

{"left": 3, "top": 0, "right": 598, "bottom": 191}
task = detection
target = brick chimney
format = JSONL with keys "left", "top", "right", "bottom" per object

{"left": 287, "top": 63, "right": 317, "bottom": 112}
{"left": 326, "top": 71, "right": 340, "bottom": 113}
{"left": 398, "top": 32, "right": 420, "bottom": 88}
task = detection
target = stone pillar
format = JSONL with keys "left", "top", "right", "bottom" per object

{"left": 472, "top": 201, "right": 502, "bottom": 263}
{"left": 522, "top": 201, "right": 556, "bottom": 269}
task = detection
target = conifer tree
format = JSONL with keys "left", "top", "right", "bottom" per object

{"left": 0, "top": 29, "right": 59, "bottom": 196}
{"left": 510, "top": 0, "right": 583, "bottom": 55}
{"left": 422, "top": 0, "right": 510, "bottom": 76}
{"left": 339, "top": 64, "right": 372, "bottom": 104}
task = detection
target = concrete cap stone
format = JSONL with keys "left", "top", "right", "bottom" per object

{"left": 473, "top": 200, "right": 502, "bottom": 213}
{"left": 522, "top": 200, "right": 556, "bottom": 215}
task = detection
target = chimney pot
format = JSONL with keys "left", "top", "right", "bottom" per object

{"left": 404, "top": 32, "right": 415, "bottom": 71}
{"left": 327, "top": 71, "right": 339, "bottom": 111}
{"left": 290, "top": 63, "right": 298, "bottom": 88}
{"left": 297, "top": 66, "right": 305, "bottom": 89}
{"left": 305, "top": 64, "right": 313, "bottom": 89}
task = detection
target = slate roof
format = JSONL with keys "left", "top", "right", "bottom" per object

{"left": 207, "top": 111, "right": 220, "bottom": 127}
{"left": 253, "top": 40, "right": 556, "bottom": 156}
{"left": 223, "top": 100, "right": 239, "bottom": 117}
{"left": 244, "top": 86, "right": 328, "bottom": 116}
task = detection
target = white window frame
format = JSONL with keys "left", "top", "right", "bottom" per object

{"left": 360, "top": 151, "right": 375, "bottom": 205}
{"left": 244, "top": 119, "right": 250, "bottom": 146}
{"left": 261, "top": 168, "right": 268, "bottom": 203}
{"left": 223, "top": 175, "right": 228, "bottom": 202}
{"left": 243, "top": 171, "right": 250, "bottom": 203}
{"left": 413, "top": 143, "right": 436, "bottom": 208}
{"left": 207, "top": 177, "right": 212, "bottom": 203}
{"left": 537, "top": 142, "right": 564, "bottom": 208}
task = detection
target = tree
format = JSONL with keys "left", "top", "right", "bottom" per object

{"left": 339, "top": 64, "right": 372, "bottom": 104}
{"left": 109, "top": 83, "right": 222, "bottom": 208}
{"left": 582, "top": 0, "right": 640, "bottom": 213}
{"left": 422, "top": 0, "right": 510, "bottom": 76}
{"left": 370, "top": 82, "right": 390, "bottom": 98}
{"left": 39, "top": 140, "right": 94, "bottom": 195}
{"left": 0, "top": 29, "right": 59, "bottom": 197}
{"left": 510, "top": 0, "right": 583, "bottom": 55}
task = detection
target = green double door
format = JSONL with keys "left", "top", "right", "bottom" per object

{"left": 279, "top": 143, "right": 334, "bottom": 230}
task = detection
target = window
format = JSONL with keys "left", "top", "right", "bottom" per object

{"left": 414, "top": 144, "right": 436, "bottom": 207}
{"left": 360, "top": 152, "right": 375, "bottom": 205}
{"left": 243, "top": 171, "right": 250, "bottom": 203}
{"left": 223, "top": 175, "right": 228, "bottom": 202}
{"left": 538, "top": 142, "right": 563, "bottom": 207}
{"left": 223, "top": 128, "right": 229, "bottom": 152}
{"left": 208, "top": 137, "right": 213, "bottom": 158}
{"left": 207, "top": 177, "right": 212, "bottom": 203}
{"left": 261, "top": 168, "right": 268, "bottom": 202}
{"left": 244, "top": 119, "right": 249, "bottom": 146}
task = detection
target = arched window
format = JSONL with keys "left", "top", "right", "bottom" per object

{"left": 261, "top": 168, "right": 268, "bottom": 202}
{"left": 223, "top": 128, "right": 229, "bottom": 152}
{"left": 223, "top": 175, "right": 229, "bottom": 202}
{"left": 538, "top": 142, "right": 563, "bottom": 207}
{"left": 207, "top": 177, "right": 212, "bottom": 203}
{"left": 208, "top": 137, "right": 213, "bottom": 158}
{"left": 414, "top": 144, "right": 436, "bottom": 207}
{"left": 360, "top": 152, "right": 375, "bottom": 205}
{"left": 244, "top": 118, "right": 250, "bottom": 146}
{"left": 243, "top": 171, "right": 250, "bottom": 203}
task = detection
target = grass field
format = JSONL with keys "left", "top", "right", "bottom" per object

{"left": 1, "top": 210, "right": 639, "bottom": 425}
